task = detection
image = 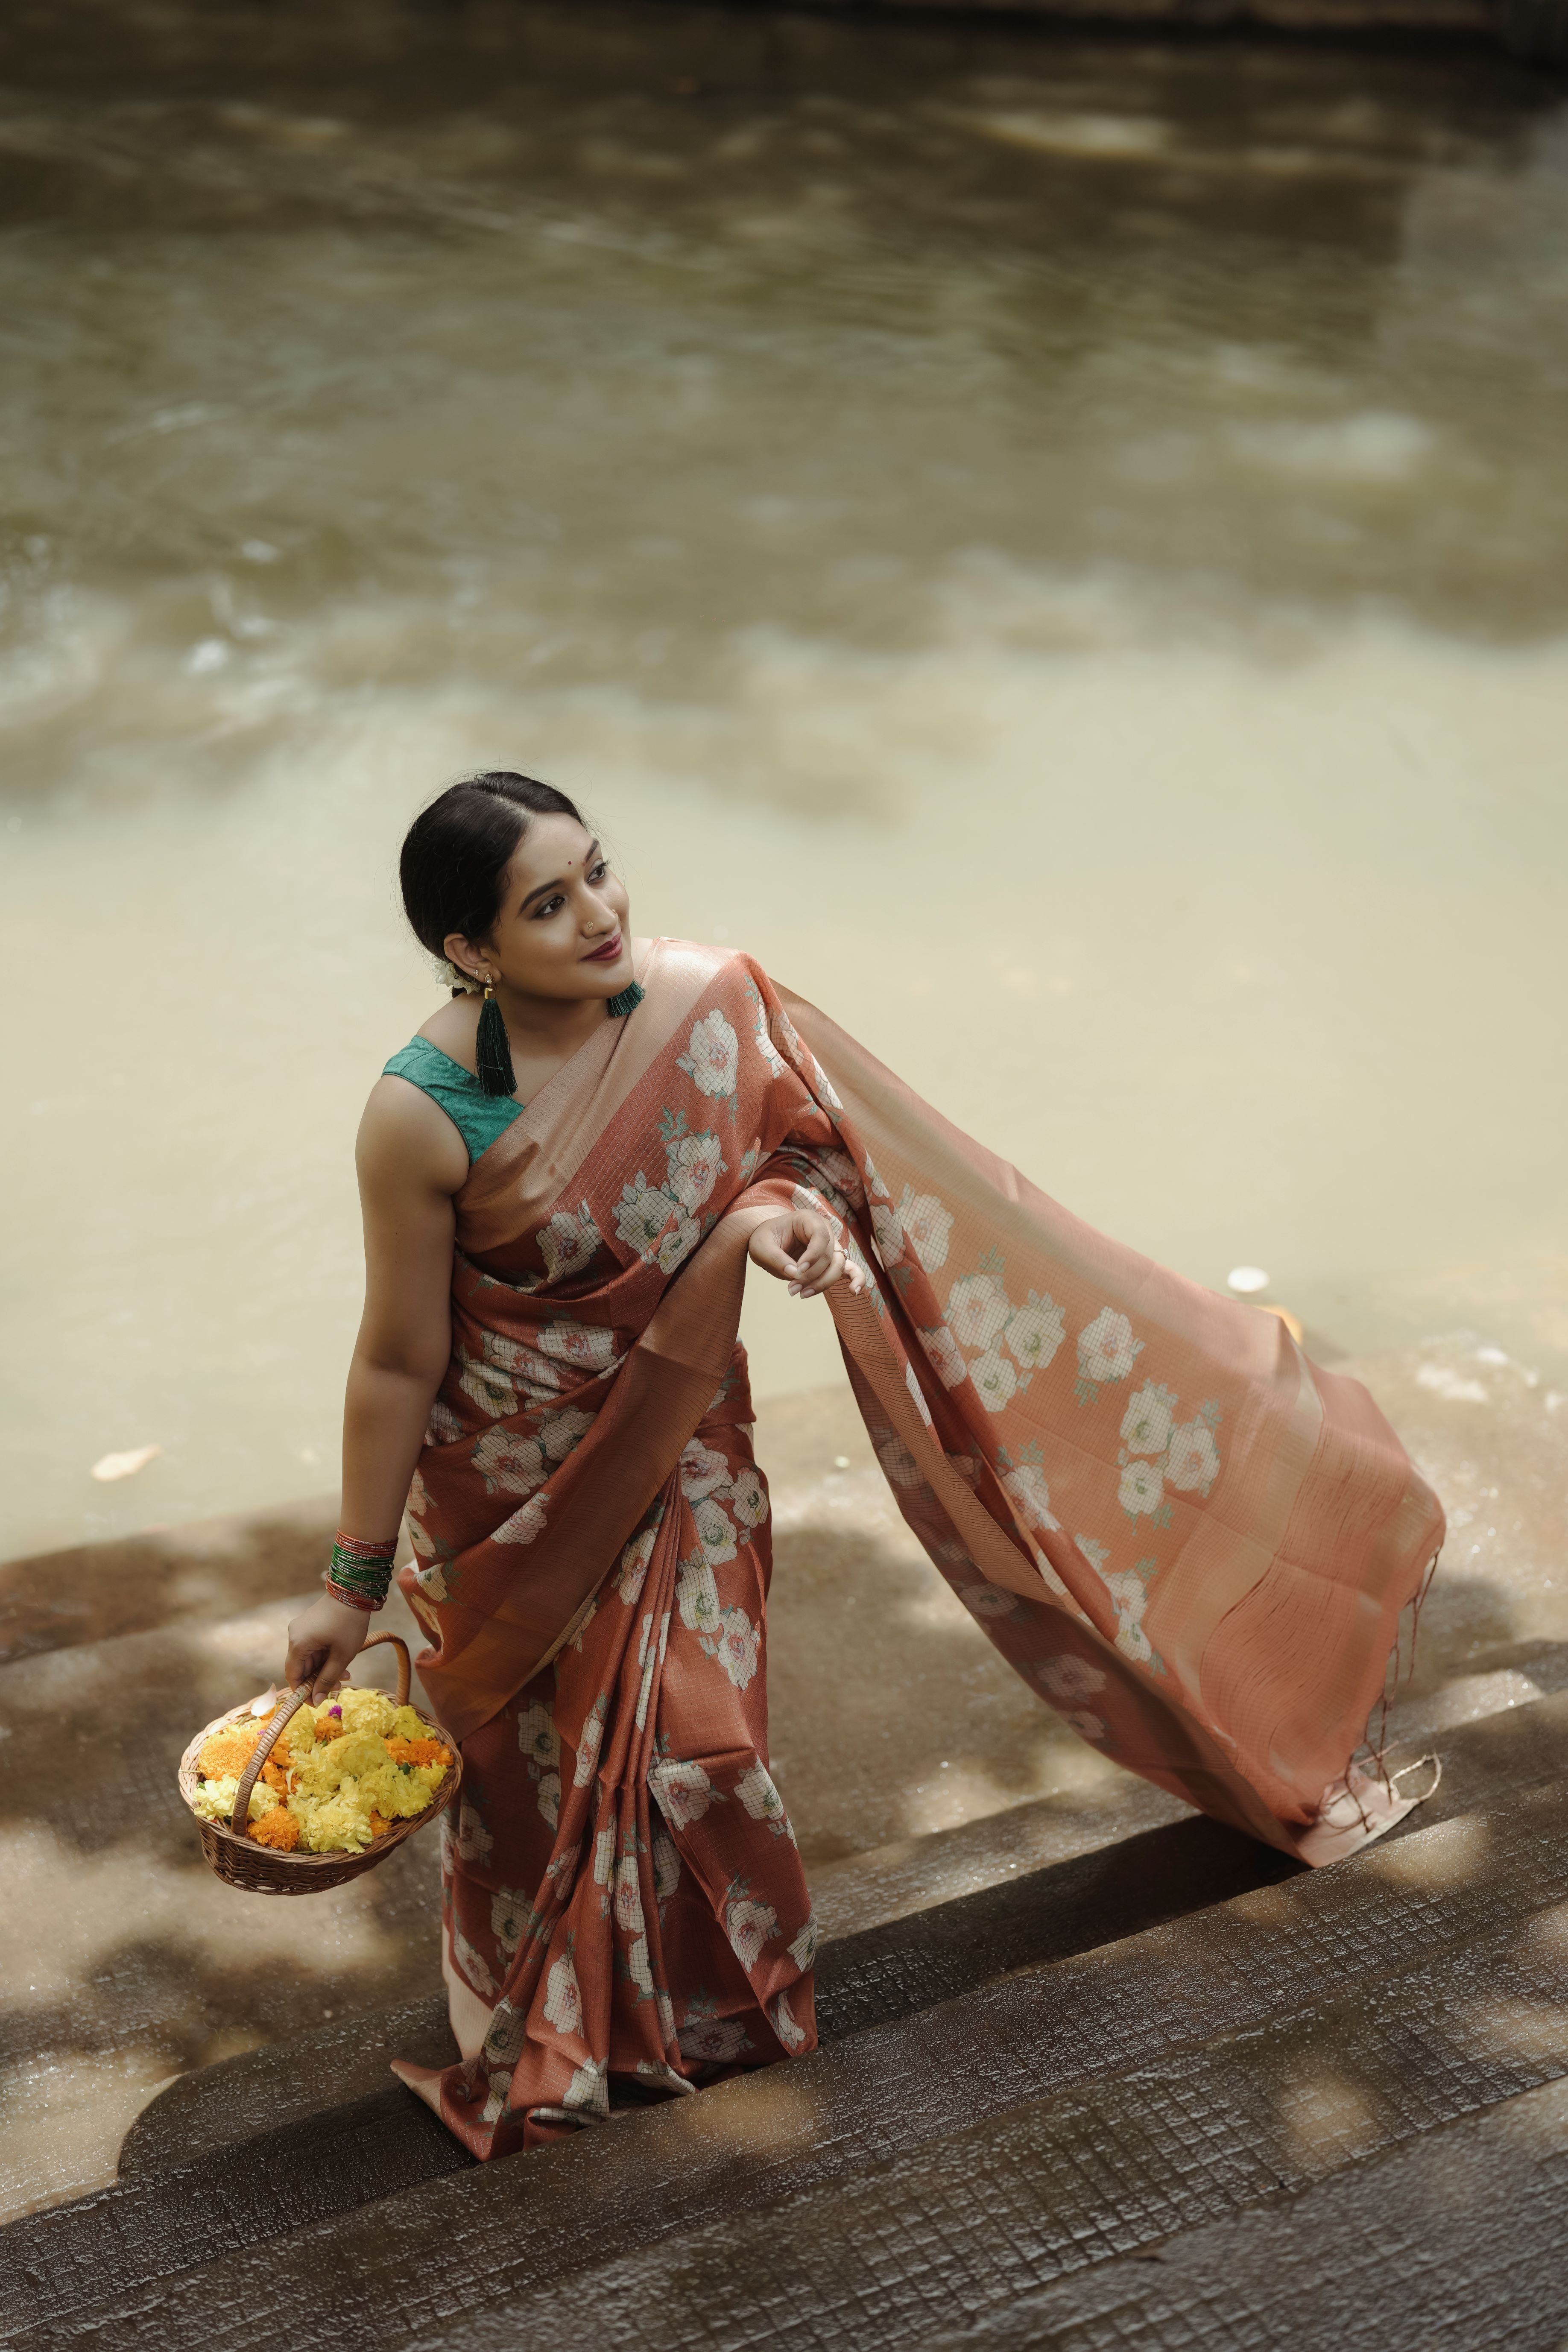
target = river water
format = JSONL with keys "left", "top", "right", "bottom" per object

{"left": 2, "top": 0, "right": 1566, "bottom": 1562}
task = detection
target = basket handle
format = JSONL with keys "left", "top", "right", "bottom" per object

{"left": 228, "top": 1630, "right": 413, "bottom": 1833}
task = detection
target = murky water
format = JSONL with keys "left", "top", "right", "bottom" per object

{"left": 3, "top": 0, "right": 1566, "bottom": 1561}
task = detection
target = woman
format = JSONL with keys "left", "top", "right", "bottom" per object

{"left": 286, "top": 771, "right": 1442, "bottom": 2161}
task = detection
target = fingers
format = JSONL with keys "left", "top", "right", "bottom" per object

{"left": 747, "top": 1232, "right": 797, "bottom": 1282}
{"left": 793, "top": 1239, "right": 850, "bottom": 1300}
{"left": 284, "top": 1637, "right": 319, "bottom": 1691}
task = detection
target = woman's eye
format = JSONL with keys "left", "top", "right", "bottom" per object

{"left": 532, "top": 895, "right": 565, "bottom": 920}
{"left": 589, "top": 862, "right": 608, "bottom": 882}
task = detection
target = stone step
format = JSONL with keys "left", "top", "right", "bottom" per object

{"left": 93, "top": 1674, "right": 1568, "bottom": 2194}
{"left": 0, "top": 1496, "right": 338, "bottom": 1667}
{"left": 1, "top": 1800, "right": 1300, "bottom": 2329}
{"left": 916, "top": 2071, "right": 1568, "bottom": 2352}
{"left": 6, "top": 1695, "right": 1568, "bottom": 2352}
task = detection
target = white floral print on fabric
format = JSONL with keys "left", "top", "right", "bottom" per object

{"left": 476, "top": 1993, "right": 526, "bottom": 2069}
{"left": 772, "top": 1988, "right": 809, "bottom": 2051}
{"left": 728, "top": 1463, "right": 768, "bottom": 1530}
{"left": 666, "top": 1129, "right": 727, "bottom": 1213}
{"left": 614, "top": 1855, "right": 645, "bottom": 1935}
{"left": 1105, "top": 1568, "right": 1156, "bottom": 1664}
{"left": 921, "top": 1324, "right": 968, "bottom": 1390}
{"left": 538, "top": 1202, "right": 602, "bottom": 1284}
{"left": 573, "top": 1697, "right": 607, "bottom": 1789}
{"left": 561, "top": 2056, "right": 610, "bottom": 2118}
{"left": 1119, "top": 1460, "right": 1165, "bottom": 1519}
{"left": 458, "top": 1358, "right": 518, "bottom": 1420}
{"left": 947, "top": 1273, "right": 1011, "bottom": 1349}
{"left": 969, "top": 1347, "right": 1018, "bottom": 1414}
{"left": 612, "top": 1172, "right": 699, "bottom": 1275}
{"left": 1076, "top": 1306, "right": 1145, "bottom": 1397}
{"left": 676, "top": 1552, "right": 723, "bottom": 1638}
{"left": 679, "top": 1009, "right": 740, "bottom": 1100}
{"left": 1165, "top": 1416, "right": 1222, "bottom": 1496}
{"left": 652, "top": 1827, "right": 682, "bottom": 1902}
{"left": 538, "top": 1317, "right": 619, "bottom": 1373}
{"left": 750, "top": 988, "right": 790, "bottom": 1081}
{"left": 489, "top": 1892, "right": 536, "bottom": 1961}
{"left": 812, "top": 1147, "right": 866, "bottom": 1210}
{"left": 905, "top": 1362, "right": 935, "bottom": 1427}
{"left": 479, "top": 2067, "right": 513, "bottom": 2127}
{"left": 542, "top": 1951, "right": 583, "bottom": 2036}
{"left": 1005, "top": 1293, "right": 1067, "bottom": 1374}
{"left": 1037, "top": 1654, "right": 1107, "bottom": 1702}
{"left": 455, "top": 1798, "right": 493, "bottom": 1864}
{"left": 957, "top": 1582, "right": 1018, "bottom": 1621}
{"left": 494, "top": 1493, "right": 550, "bottom": 1546}
{"left": 614, "top": 1523, "right": 658, "bottom": 1607}
{"left": 678, "top": 2014, "right": 751, "bottom": 2064}
{"left": 1000, "top": 1459, "right": 1060, "bottom": 1533}
{"left": 693, "top": 1495, "right": 739, "bottom": 1566}
{"left": 870, "top": 1197, "right": 906, "bottom": 1267}
{"left": 725, "top": 1893, "right": 778, "bottom": 1972}
{"left": 471, "top": 1428, "right": 547, "bottom": 1497}
{"left": 454, "top": 1928, "right": 499, "bottom": 1998}
{"left": 1062, "top": 1709, "right": 1110, "bottom": 1744}
{"left": 517, "top": 1701, "right": 559, "bottom": 1771}
{"left": 787, "top": 1913, "right": 819, "bottom": 1972}
{"left": 898, "top": 1187, "right": 954, "bottom": 1270}
{"left": 543, "top": 1404, "right": 595, "bottom": 1460}
{"left": 735, "top": 1761, "right": 793, "bottom": 1837}
{"left": 874, "top": 1432, "right": 924, "bottom": 1491}
{"left": 680, "top": 1439, "right": 731, "bottom": 1501}
{"left": 714, "top": 1606, "right": 761, "bottom": 1690}
{"left": 1121, "top": 1381, "right": 1177, "bottom": 1458}
{"left": 648, "top": 1755, "right": 716, "bottom": 1829}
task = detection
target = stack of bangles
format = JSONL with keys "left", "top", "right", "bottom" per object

{"left": 324, "top": 1530, "right": 399, "bottom": 1612}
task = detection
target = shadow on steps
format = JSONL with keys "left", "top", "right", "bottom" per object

{"left": 8, "top": 1682, "right": 1559, "bottom": 2339}
{"left": 0, "top": 1808, "right": 1298, "bottom": 2335}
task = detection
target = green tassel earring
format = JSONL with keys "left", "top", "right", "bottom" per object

{"left": 475, "top": 982, "right": 516, "bottom": 1098}
{"left": 606, "top": 981, "right": 645, "bottom": 1019}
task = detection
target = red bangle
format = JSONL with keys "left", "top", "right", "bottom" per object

{"left": 324, "top": 1577, "right": 380, "bottom": 1612}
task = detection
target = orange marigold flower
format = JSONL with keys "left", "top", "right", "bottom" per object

{"left": 386, "top": 1737, "right": 452, "bottom": 1769}
{"left": 199, "top": 1724, "right": 260, "bottom": 1779}
{"left": 367, "top": 1811, "right": 393, "bottom": 1840}
{"left": 248, "top": 1808, "right": 301, "bottom": 1852}
{"left": 260, "top": 1761, "right": 290, "bottom": 1794}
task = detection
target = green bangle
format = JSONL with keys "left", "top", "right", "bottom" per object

{"left": 325, "top": 1541, "right": 395, "bottom": 1606}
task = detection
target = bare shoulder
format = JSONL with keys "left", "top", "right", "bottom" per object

{"left": 358, "top": 1074, "right": 468, "bottom": 1198}
{"left": 417, "top": 993, "right": 481, "bottom": 1071}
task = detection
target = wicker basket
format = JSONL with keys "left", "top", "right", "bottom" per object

{"left": 178, "top": 1631, "right": 462, "bottom": 1895}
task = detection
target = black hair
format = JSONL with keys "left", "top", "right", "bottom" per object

{"left": 399, "top": 771, "right": 585, "bottom": 966}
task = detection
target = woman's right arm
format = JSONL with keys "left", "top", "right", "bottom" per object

{"left": 284, "top": 1079, "right": 468, "bottom": 1699}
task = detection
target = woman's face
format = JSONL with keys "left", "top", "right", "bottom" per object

{"left": 447, "top": 815, "right": 634, "bottom": 1003}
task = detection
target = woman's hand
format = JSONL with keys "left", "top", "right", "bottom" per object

{"left": 284, "top": 1594, "right": 374, "bottom": 1703}
{"left": 748, "top": 1209, "right": 867, "bottom": 1301}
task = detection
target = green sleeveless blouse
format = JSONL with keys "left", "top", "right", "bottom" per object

{"left": 383, "top": 1036, "right": 524, "bottom": 1167}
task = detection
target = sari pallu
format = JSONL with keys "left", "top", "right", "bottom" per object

{"left": 393, "top": 939, "right": 1444, "bottom": 2155}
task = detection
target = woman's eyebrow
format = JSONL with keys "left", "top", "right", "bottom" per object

{"left": 518, "top": 842, "right": 601, "bottom": 910}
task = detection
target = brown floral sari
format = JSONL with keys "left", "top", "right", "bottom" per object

{"left": 392, "top": 939, "right": 1443, "bottom": 2158}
